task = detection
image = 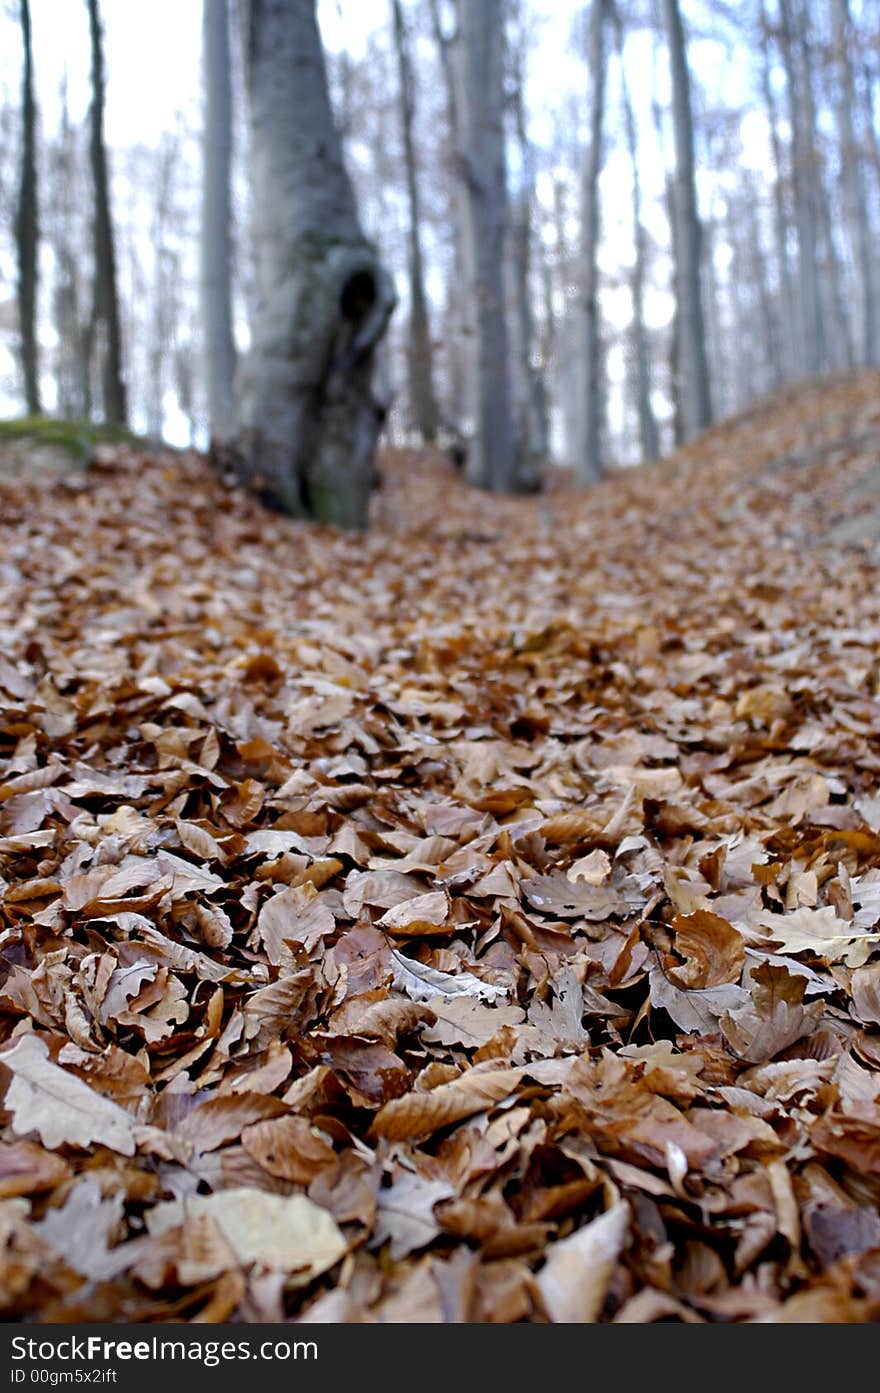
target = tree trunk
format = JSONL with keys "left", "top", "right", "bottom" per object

{"left": 777, "top": 0, "right": 825, "bottom": 377}
{"left": 227, "top": 0, "right": 394, "bottom": 529}
{"left": 832, "top": 0, "right": 876, "bottom": 366}
{"left": 758, "top": 0, "right": 797, "bottom": 384}
{"left": 201, "top": 0, "right": 237, "bottom": 447}
{"left": 662, "top": 0, "right": 712, "bottom": 439}
{"left": 613, "top": 1, "right": 658, "bottom": 462}
{"left": 578, "top": 0, "right": 607, "bottom": 484}
{"left": 457, "top": 0, "right": 515, "bottom": 492}
{"left": 86, "top": 0, "right": 127, "bottom": 425}
{"left": 16, "top": 0, "right": 40, "bottom": 416}
{"left": 428, "top": 0, "right": 475, "bottom": 445}
{"left": 392, "top": 0, "right": 439, "bottom": 445}
{"left": 798, "top": 4, "right": 853, "bottom": 371}
{"left": 509, "top": 7, "right": 548, "bottom": 473}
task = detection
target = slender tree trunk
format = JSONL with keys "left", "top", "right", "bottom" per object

{"left": 662, "top": 0, "right": 712, "bottom": 438}
{"left": 799, "top": 5, "right": 853, "bottom": 371}
{"left": 428, "top": 0, "right": 475, "bottom": 444}
{"left": 758, "top": 0, "right": 797, "bottom": 383}
{"left": 613, "top": 1, "right": 658, "bottom": 461}
{"left": 578, "top": 0, "right": 607, "bottom": 483}
{"left": 147, "top": 139, "right": 178, "bottom": 440}
{"left": 777, "top": 0, "right": 825, "bottom": 377}
{"left": 16, "top": 0, "right": 40, "bottom": 416}
{"left": 227, "top": 0, "right": 395, "bottom": 528}
{"left": 832, "top": 0, "right": 876, "bottom": 366}
{"left": 744, "top": 175, "right": 783, "bottom": 392}
{"left": 509, "top": 11, "right": 548, "bottom": 471}
{"left": 457, "top": 0, "right": 515, "bottom": 492}
{"left": 392, "top": 0, "right": 439, "bottom": 445}
{"left": 86, "top": 0, "right": 126, "bottom": 425}
{"left": 201, "top": 0, "right": 237, "bottom": 447}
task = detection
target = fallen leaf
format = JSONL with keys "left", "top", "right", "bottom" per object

{"left": 146, "top": 1189, "right": 346, "bottom": 1281}
{"left": 537, "top": 1202, "right": 630, "bottom": 1322}
{"left": 2, "top": 1033, "right": 137, "bottom": 1155}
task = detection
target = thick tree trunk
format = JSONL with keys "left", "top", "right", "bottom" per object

{"left": 16, "top": 0, "right": 40, "bottom": 416}
{"left": 201, "top": 0, "right": 237, "bottom": 447}
{"left": 613, "top": 2, "right": 658, "bottom": 462}
{"left": 392, "top": 0, "right": 439, "bottom": 445}
{"left": 87, "top": 0, "right": 126, "bottom": 425}
{"left": 228, "top": 0, "right": 394, "bottom": 529}
{"left": 458, "top": 0, "right": 515, "bottom": 493}
{"left": 832, "top": 0, "right": 876, "bottom": 367}
{"left": 662, "top": 0, "right": 712, "bottom": 439}
{"left": 578, "top": 0, "right": 607, "bottom": 484}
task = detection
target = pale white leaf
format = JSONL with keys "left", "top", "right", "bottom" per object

{"left": 2, "top": 1033, "right": 137, "bottom": 1155}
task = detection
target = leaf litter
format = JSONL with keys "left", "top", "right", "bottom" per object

{"left": 1, "top": 371, "right": 880, "bottom": 1320}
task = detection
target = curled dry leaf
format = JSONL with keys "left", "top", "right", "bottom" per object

{"left": 376, "top": 889, "right": 451, "bottom": 935}
{"left": 369, "top": 1066, "right": 522, "bottom": 1140}
{"left": 390, "top": 948, "right": 508, "bottom": 1003}
{"left": 536, "top": 1202, "right": 630, "bottom": 1322}
{"left": 668, "top": 910, "right": 745, "bottom": 988}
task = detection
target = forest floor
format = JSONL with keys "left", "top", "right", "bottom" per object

{"left": 1, "top": 370, "right": 880, "bottom": 1323}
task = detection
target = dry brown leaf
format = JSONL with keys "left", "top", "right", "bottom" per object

{"left": 668, "top": 910, "right": 745, "bottom": 988}
{"left": 369, "top": 1066, "right": 522, "bottom": 1140}
{"left": 536, "top": 1202, "right": 630, "bottom": 1322}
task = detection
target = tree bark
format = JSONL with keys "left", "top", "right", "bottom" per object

{"left": 832, "top": 0, "right": 876, "bottom": 366}
{"left": 798, "top": 4, "right": 853, "bottom": 371}
{"left": 578, "top": 0, "right": 607, "bottom": 483}
{"left": 758, "top": 0, "right": 797, "bottom": 383}
{"left": 392, "top": 0, "right": 439, "bottom": 445}
{"left": 457, "top": 0, "right": 516, "bottom": 492}
{"left": 777, "top": 0, "right": 825, "bottom": 377}
{"left": 16, "top": 0, "right": 40, "bottom": 416}
{"left": 612, "top": 0, "right": 658, "bottom": 462}
{"left": 427, "top": 0, "right": 473, "bottom": 440}
{"left": 201, "top": 0, "right": 237, "bottom": 447}
{"left": 662, "top": 0, "right": 712, "bottom": 438}
{"left": 86, "top": 0, "right": 127, "bottom": 425}
{"left": 509, "top": 5, "right": 548, "bottom": 472}
{"left": 228, "top": 0, "right": 394, "bottom": 529}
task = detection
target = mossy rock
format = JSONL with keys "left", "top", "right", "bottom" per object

{"left": 0, "top": 416, "right": 147, "bottom": 481}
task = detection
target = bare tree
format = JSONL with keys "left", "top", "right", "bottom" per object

{"left": 777, "top": 0, "right": 825, "bottom": 377}
{"left": 391, "top": 0, "right": 439, "bottom": 444}
{"left": 86, "top": 0, "right": 127, "bottom": 425}
{"left": 509, "top": 0, "right": 549, "bottom": 469}
{"left": 227, "top": 0, "right": 395, "bottom": 528}
{"left": 612, "top": 0, "right": 658, "bottom": 461}
{"left": 662, "top": 0, "right": 712, "bottom": 438}
{"left": 201, "top": 0, "right": 237, "bottom": 448}
{"left": 831, "top": 0, "right": 876, "bottom": 366}
{"left": 578, "top": 0, "right": 608, "bottom": 482}
{"left": 758, "top": 0, "right": 797, "bottom": 383}
{"left": 455, "top": 0, "right": 516, "bottom": 491}
{"left": 15, "top": 0, "right": 40, "bottom": 415}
